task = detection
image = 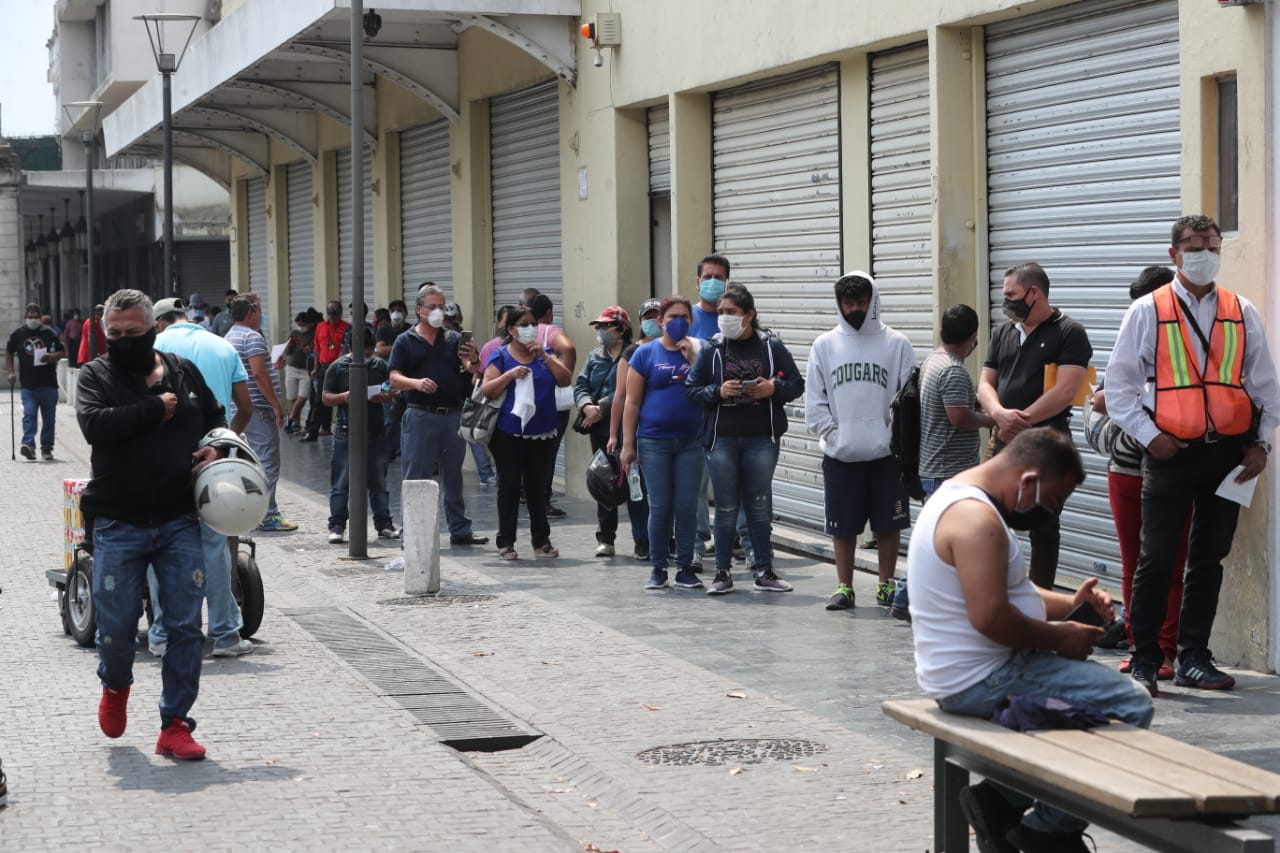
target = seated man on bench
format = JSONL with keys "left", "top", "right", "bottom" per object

{"left": 907, "top": 427, "right": 1154, "bottom": 853}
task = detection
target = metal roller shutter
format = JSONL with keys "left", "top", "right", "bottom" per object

{"left": 490, "top": 80, "right": 562, "bottom": 311}
{"left": 648, "top": 104, "right": 670, "bottom": 195}
{"left": 175, "top": 241, "right": 230, "bottom": 299}
{"left": 870, "top": 44, "right": 933, "bottom": 359}
{"left": 400, "top": 120, "right": 452, "bottom": 305}
{"left": 336, "top": 147, "right": 374, "bottom": 316}
{"left": 712, "top": 64, "right": 841, "bottom": 530}
{"left": 286, "top": 161, "right": 314, "bottom": 319}
{"left": 244, "top": 175, "right": 267, "bottom": 292}
{"left": 986, "top": 0, "right": 1180, "bottom": 583}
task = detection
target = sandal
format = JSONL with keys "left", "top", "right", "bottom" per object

{"left": 533, "top": 544, "right": 559, "bottom": 558}
{"left": 498, "top": 547, "right": 518, "bottom": 560}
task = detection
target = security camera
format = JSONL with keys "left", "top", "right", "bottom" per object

{"left": 363, "top": 8, "right": 382, "bottom": 39}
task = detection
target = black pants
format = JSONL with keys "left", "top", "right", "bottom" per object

{"left": 542, "top": 409, "right": 571, "bottom": 501}
{"left": 490, "top": 430, "right": 556, "bottom": 550}
{"left": 305, "top": 372, "right": 333, "bottom": 433}
{"left": 588, "top": 426, "right": 618, "bottom": 544}
{"left": 1131, "top": 440, "right": 1244, "bottom": 666}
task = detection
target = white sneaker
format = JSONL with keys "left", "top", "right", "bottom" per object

{"left": 594, "top": 542, "right": 615, "bottom": 557}
{"left": 148, "top": 643, "right": 166, "bottom": 658}
{"left": 378, "top": 525, "right": 400, "bottom": 539}
{"left": 212, "top": 638, "right": 254, "bottom": 657}
{"left": 328, "top": 529, "right": 344, "bottom": 544}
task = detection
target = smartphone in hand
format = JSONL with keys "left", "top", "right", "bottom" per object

{"left": 1064, "top": 601, "right": 1106, "bottom": 627}
{"left": 459, "top": 330, "right": 474, "bottom": 348}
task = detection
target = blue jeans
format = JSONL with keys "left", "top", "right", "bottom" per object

{"left": 919, "top": 476, "right": 945, "bottom": 499}
{"left": 706, "top": 436, "right": 779, "bottom": 574}
{"left": 241, "top": 407, "right": 282, "bottom": 518}
{"left": 638, "top": 436, "right": 704, "bottom": 571}
{"left": 937, "top": 649, "right": 1154, "bottom": 834}
{"left": 329, "top": 431, "right": 393, "bottom": 531}
{"left": 469, "top": 441, "right": 495, "bottom": 481}
{"left": 148, "top": 522, "right": 242, "bottom": 651}
{"left": 401, "top": 408, "right": 473, "bottom": 537}
{"left": 21, "top": 386, "right": 58, "bottom": 450}
{"left": 94, "top": 514, "right": 205, "bottom": 730}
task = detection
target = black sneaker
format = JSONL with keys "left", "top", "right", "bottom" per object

{"left": 706, "top": 571, "right": 734, "bottom": 595}
{"left": 825, "top": 584, "right": 854, "bottom": 610}
{"left": 41, "top": 449, "right": 53, "bottom": 461}
{"left": 1005, "top": 824, "right": 1093, "bottom": 853}
{"left": 958, "top": 782, "right": 1022, "bottom": 853}
{"left": 1175, "top": 649, "right": 1236, "bottom": 690}
{"left": 633, "top": 541, "right": 649, "bottom": 562}
{"left": 545, "top": 502, "right": 567, "bottom": 519}
{"left": 19, "top": 444, "right": 34, "bottom": 461}
{"left": 1130, "top": 659, "right": 1160, "bottom": 698}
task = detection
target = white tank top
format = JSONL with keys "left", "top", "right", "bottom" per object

{"left": 907, "top": 481, "right": 1047, "bottom": 699}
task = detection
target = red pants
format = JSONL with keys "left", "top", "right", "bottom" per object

{"left": 1108, "top": 470, "right": 1187, "bottom": 660}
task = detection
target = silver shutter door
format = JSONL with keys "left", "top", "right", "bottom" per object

{"left": 286, "top": 161, "right": 314, "bottom": 320}
{"left": 648, "top": 103, "right": 670, "bottom": 195}
{"left": 400, "top": 120, "right": 452, "bottom": 305}
{"left": 246, "top": 176, "right": 269, "bottom": 325}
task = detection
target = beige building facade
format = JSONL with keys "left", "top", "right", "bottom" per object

{"left": 104, "top": 0, "right": 1278, "bottom": 669}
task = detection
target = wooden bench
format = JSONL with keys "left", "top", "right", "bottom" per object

{"left": 884, "top": 698, "right": 1280, "bottom": 852}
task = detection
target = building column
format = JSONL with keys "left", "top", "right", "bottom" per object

{"left": 668, "top": 92, "right": 711, "bottom": 296}
{"left": 0, "top": 143, "right": 22, "bottom": 337}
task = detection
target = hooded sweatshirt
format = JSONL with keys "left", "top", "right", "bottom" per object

{"left": 804, "top": 271, "right": 917, "bottom": 462}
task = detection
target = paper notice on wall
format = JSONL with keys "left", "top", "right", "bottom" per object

{"left": 1215, "top": 465, "right": 1258, "bottom": 508}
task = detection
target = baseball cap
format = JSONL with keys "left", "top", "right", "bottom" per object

{"left": 638, "top": 298, "right": 662, "bottom": 318}
{"left": 153, "top": 297, "right": 187, "bottom": 319}
{"left": 188, "top": 293, "right": 208, "bottom": 309}
{"left": 589, "top": 305, "right": 630, "bottom": 329}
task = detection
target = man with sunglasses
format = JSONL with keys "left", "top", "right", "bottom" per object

{"left": 1105, "top": 214, "right": 1279, "bottom": 696}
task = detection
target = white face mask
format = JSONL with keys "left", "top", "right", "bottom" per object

{"left": 717, "top": 314, "right": 745, "bottom": 340}
{"left": 516, "top": 325, "right": 539, "bottom": 345}
{"left": 390, "top": 311, "right": 404, "bottom": 324}
{"left": 426, "top": 308, "right": 445, "bottom": 328}
{"left": 24, "top": 318, "right": 41, "bottom": 330}
{"left": 1180, "top": 250, "right": 1221, "bottom": 287}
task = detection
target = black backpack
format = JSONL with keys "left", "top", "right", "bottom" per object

{"left": 890, "top": 366, "right": 925, "bottom": 501}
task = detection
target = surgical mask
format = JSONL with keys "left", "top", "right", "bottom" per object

{"left": 107, "top": 327, "right": 158, "bottom": 375}
{"left": 24, "top": 318, "right": 40, "bottom": 330}
{"left": 641, "top": 319, "right": 661, "bottom": 339}
{"left": 1179, "top": 250, "right": 1221, "bottom": 287}
{"left": 699, "top": 278, "right": 726, "bottom": 302}
{"left": 996, "top": 477, "right": 1057, "bottom": 531}
{"left": 843, "top": 310, "right": 867, "bottom": 331}
{"left": 664, "top": 316, "right": 690, "bottom": 342}
{"left": 717, "top": 314, "right": 745, "bottom": 339}
{"left": 390, "top": 311, "right": 405, "bottom": 324}
{"left": 597, "top": 328, "right": 616, "bottom": 348}
{"left": 427, "top": 308, "right": 445, "bottom": 329}
{"left": 516, "top": 325, "right": 539, "bottom": 345}
{"left": 1002, "top": 295, "right": 1032, "bottom": 323}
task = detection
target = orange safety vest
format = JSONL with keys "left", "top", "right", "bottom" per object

{"left": 1151, "top": 283, "right": 1253, "bottom": 440}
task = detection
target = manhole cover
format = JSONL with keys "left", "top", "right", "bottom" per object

{"left": 379, "top": 595, "right": 497, "bottom": 606}
{"left": 635, "top": 738, "right": 828, "bottom": 766}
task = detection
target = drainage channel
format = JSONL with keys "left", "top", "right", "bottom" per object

{"left": 284, "top": 606, "right": 540, "bottom": 752}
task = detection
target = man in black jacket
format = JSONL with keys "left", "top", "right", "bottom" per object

{"left": 76, "top": 289, "right": 225, "bottom": 760}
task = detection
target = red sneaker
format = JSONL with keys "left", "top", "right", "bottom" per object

{"left": 156, "top": 720, "right": 206, "bottom": 761}
{"left": 99, "top": 687, "right": 130, "bottom": 738}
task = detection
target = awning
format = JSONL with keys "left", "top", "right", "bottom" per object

{"left": 103, "top": 0, "right": 580, "bottom": 184}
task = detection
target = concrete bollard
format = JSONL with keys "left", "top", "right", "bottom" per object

{"left": 402, "top": 478, "right": 441, "bottom": 595}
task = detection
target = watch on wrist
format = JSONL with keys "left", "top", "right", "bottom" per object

{"left": 1257, "top": 440, "right": 1272, "bottom": 455}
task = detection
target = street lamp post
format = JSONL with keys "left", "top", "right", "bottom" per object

{"left": 63, "top": 100, "right": 104, "bottom": 307}
{"left": 136, "top": 12, "right": 200, "bottom": 297}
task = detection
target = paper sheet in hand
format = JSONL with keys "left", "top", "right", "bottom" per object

{"left": 270, "top": 342, "right": 287, "bottom": 362}
{"left": 32, "top": 345, "right": 47, "bottom": 364}
{"left": 366, "top": 384, "right": 383, "bottom": 400}
{"left": 1215, "top": 465, "right": 1257, "bottom": 507}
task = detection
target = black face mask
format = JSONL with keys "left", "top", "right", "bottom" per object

{"left": 987, "top": 478, "right": 1056, "bottom": 531}
{"left": 843, "top": 309, "right": 868, "bottom": 331}
{"left": 108, "top": 327, "right": 158, "bottom": 375}
{"left": 1002, "top": 294, "right": 1032, "bottom": 323}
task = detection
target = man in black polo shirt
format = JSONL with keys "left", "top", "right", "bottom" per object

{"left": 976, "top": 262, "right": 1092, "bottom": 589}
{"left": 388, "top": 283, "right": 488, "bottom": 545}
{"left": 6, "top": 302, "right": 64, "bottom": 460}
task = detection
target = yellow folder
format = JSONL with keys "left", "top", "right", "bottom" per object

{"left": 1043, "top": 363, "right": 1097, "bottom": 407}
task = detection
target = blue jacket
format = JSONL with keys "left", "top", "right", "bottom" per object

{"left": 685, "top": 330, "right": 804, "bottom": 449}
{"left": 573, "top": 345, "right": 622, "bottom": 419}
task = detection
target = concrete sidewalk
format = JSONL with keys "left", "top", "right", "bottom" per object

{"left": 3, "top": 398, "right": 1279, "bottom": 850}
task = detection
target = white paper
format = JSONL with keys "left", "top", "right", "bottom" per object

{"left": 31, "top": 345, "right": 47, "bottom": 364}
{"left": 269, "top": 342, "right": 287, "bottom": 363}
{"left": 511, "top": 374, "right": 536, "bottom": 428}
{"left": 366, "top": 384, "right": 382, "bottom": 400}
{"left": 1215, "top": 464, "right": 1258, "bottom": 507}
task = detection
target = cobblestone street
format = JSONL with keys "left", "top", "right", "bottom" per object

{"left": 4, "top": 398, "right": 1280, "bottom": 851}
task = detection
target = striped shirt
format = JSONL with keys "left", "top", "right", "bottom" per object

{"left": 225, "top": 324, "right": 278, "bottom": 410}
{"left": 918, "top": 350, "right": 981, "bottom": 479}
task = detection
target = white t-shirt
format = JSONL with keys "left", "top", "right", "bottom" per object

{"left": 908, "top": 481, "right": 1046, "bottom": 699}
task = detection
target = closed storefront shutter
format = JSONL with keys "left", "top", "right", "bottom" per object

{"left": 648, "top": 103, "right": 670, "bottom": 195}
{"left": 712, "top": 64, "right": 840, "bottom": 530}
{"left": 244, "top": 174, "right": 267, "bottom": 292}
{"left": 986, "top": 0, "right": 1180, "bottom": 582}
{"left": 399, "top": 120, "right": 452, "bottom": 305}
{"left": 286, "top": 161, "right": 314, "bottom": 319}
{"left": 175, "top": 241, "right": 230, "bottom": 300}
{"left": 336, "top": 147, "right": 374, "bottom": 316}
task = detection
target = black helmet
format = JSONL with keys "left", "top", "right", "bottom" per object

{"left": 585, "top": 449, "right": 628, "bottom": 511}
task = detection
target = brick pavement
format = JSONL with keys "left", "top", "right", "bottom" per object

{"left": 3, "top": 397, "right": 1279, "bottom": 850}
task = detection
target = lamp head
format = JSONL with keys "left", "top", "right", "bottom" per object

{"left": 363, "top": 8, "right": 382, "bottom": 38}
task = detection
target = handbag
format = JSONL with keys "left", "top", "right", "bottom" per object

{"left": 571, "top": 409, "right": 593, "bottom": 435}
{"left": 458, "top": 383, "right": 506, "bottom": 447}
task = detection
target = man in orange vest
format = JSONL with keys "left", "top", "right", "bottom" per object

{"left": 1105, "top": 214, "right": 1279, "bottom": 697}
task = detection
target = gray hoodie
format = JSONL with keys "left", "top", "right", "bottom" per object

{"left": 804, "top": 271, "right": 917, "bottom": 463}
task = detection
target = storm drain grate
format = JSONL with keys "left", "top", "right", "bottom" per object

{"left": 635, "top": 738, "right": 828, "bottom": 767}
{"left": 378, "top": 594, "right": 497, "bottom": 606}
{"left": 284, "top": 607, "right": 539, "bottom": 751}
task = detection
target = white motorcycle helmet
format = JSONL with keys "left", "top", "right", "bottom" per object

{"left": 193, "top": 429, "right": 269, "bottom": 535}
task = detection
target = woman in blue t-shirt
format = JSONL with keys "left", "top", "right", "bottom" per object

{"left": 481, "top": 306, "right": 573, "bottom": 559}
{"left": 620, "top": 295, "right": 705, "bottom": 591}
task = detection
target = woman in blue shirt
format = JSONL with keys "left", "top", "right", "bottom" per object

{"left": 620, "top": 295, "right": 705, "bottom": 591}
{"left": 481, "top": 306, "right": 572, "bottom": 559}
